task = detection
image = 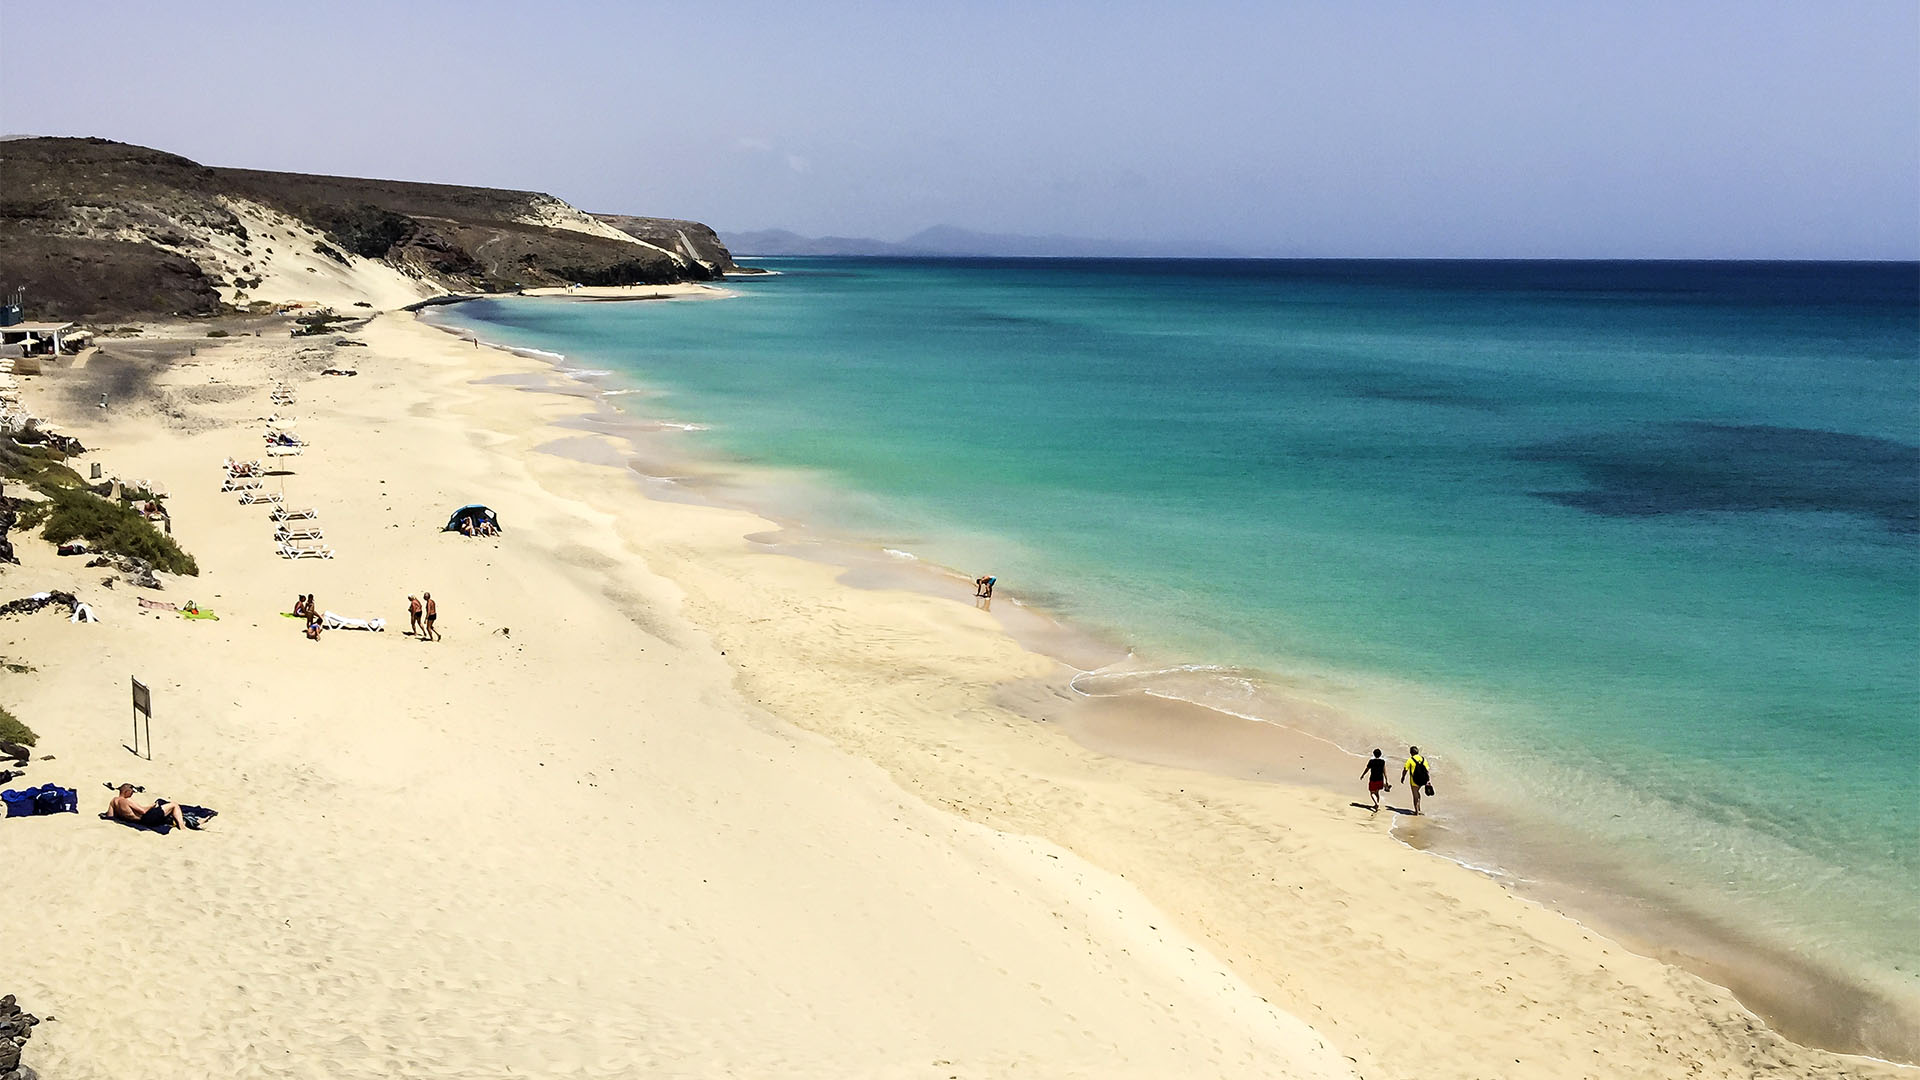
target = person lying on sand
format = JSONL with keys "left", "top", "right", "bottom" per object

{"left": 305, "top": 610, "right": 324, "bottom": 641}
{"left": 107, "top": 784, "right": 195, "bottom": 831}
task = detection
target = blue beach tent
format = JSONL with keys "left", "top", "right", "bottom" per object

{"left": 444, "top": 504, "right": 501, "bottom": 533}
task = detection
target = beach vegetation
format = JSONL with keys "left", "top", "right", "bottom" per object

{"left": 0, "top": 442, "right": 198, "bottom": 575}
{"left": 207, "top": 329, "right": 230, "bottom": 337}
{"left": 35, "top": 485, "right": 198, "bottom": 575}
{"left": 0, "top": 704, "right": 35, "bottom": 747}
{"left": 291, "top": 311, "right": 351, "bottom": 337}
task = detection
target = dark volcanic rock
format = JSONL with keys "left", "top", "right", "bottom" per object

{"left": 0, "top": 232, "right": 221, "bottom": 322}
{"left": 0, "top": 993, "right": 41, "bottom": 1079}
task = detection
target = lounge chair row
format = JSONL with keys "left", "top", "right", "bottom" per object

{"left": 278, "top": 540, "right": 333, "bottom": 560}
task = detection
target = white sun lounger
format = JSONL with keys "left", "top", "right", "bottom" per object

{"left": 278, "top": 540, "right": 333, "bottom": 560}
{"left": 321, "top": 611, "right": 384, "bottom": 631}
{"left": 266, "top": 444, "right": 304, "bottom": 457}
{"left": 223, "top": 459, "right": 263, "bottom": 476}
{"left": 274, "top": 525, "right": 325, "bottom": 542}
{"left": 238, "top": 490, "right": 283, "bottom": 506}
{"left": 270, "top": 506, "right": 318, "bottom": 522}
{"left": 221, "top": 476, "right": 262, "bottom": 492}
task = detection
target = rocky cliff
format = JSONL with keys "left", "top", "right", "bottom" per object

{"left": 0, "top": 137, "right": 728, "bottom": 321}
{"left": 592, "top": 215, "right": 738, "bottom": 275}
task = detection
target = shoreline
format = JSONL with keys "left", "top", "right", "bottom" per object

{"left": 425, "top": 296, "right": 1919, "bottom": 1067}
{"left": 5, "top": 302, "right": 1906, "bottom": 1077}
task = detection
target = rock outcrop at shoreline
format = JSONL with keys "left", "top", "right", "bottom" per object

{"left": 592, "top": 215, "right": 739, "bottom": 275}
{"left": 0, "top": 137, "right": 733, "bottom": 321}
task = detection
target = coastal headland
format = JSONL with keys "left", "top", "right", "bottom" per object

{"left": 0, "top": 142, "right": 1908, "bottom": 1080}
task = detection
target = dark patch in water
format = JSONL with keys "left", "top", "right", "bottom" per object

{"left": 1346, "top": 380, "right": 1503, "bottom": 410}
{"left": 1519, "top": 423, "right": 1920, "bottom": 532}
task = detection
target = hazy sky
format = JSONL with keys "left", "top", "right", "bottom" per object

{"left": 5, "top": 1, "right": 1916, "bottom": 258}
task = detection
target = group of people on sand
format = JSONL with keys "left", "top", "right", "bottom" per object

{"left": 457, "top": 516, "right": 497, "bottom": 537}
{"left": 291, "top": 592, "right": 440, "bottom": 641}
{"left": 293, "top": 593, "right": 323, "bottom": 640}
{"left": 408, "top": 593, "right": 440, "bottom": 641}
{"left": 1361, "top": 746, "right": 1434, "bottom": 815}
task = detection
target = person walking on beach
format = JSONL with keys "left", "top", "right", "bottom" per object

{"left": 1361, "top": 749, "right": 1390, "bottom": 812}
{"left": 1402, "top": 746, "right": 1431, "bottom": 815}
{"left": 407, "top": 595, "right": 423, "bottom": 637}
{"left": 422, "top": 592, "right": 440, "bottom": 641}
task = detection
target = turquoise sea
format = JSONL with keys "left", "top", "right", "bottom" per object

{"left": 431, "top": 259, "right": 1919, "bottom": 1036}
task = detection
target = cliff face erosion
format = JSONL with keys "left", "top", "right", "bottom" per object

{"left": 0, "top": 137, "right": 740, "bottom": 321}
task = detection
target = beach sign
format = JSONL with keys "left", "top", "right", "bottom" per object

{"left": 130, "top": 676, "right": 152, "bottom": 760}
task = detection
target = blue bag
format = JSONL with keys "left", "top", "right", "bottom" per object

{"left": 34, "top": 785, "right": 77, "bottom": 814}
{"left": 0, "top": 787, "right": 34, "bottom": 818}
{"left": 1, "top": 785, "right": 78, "bottom": 817}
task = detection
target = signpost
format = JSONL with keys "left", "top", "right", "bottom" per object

{"left": 131, "top": 677, "right": 151, "bottom": 760}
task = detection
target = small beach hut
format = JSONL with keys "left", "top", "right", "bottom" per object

{"left": 443, "top": 504, "right": 501, "bottom": 533}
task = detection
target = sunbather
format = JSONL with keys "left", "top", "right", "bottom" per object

{"left": 305, "top": 610, "right": 324, "bottom": 641}
{"left": 108, "top": 784, "right": 194, "bottom": 831}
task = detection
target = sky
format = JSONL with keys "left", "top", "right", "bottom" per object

{"left": 3, "top": 0, "right": 1916, "bottom": 259}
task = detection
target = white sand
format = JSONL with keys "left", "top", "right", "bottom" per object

{"left": 0, "top": 304, "right": 1903, "bottom": 1079}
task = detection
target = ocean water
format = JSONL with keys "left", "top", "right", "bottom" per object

{"left": 431, "top": 260, "right": 1920, "bottom": 1015}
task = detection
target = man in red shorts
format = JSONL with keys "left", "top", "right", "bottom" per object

{"left": 1361, "top": 748, "right": 1390, "bottom": 812}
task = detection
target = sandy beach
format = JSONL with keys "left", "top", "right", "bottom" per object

{"left": 2, "top": 300, "right": 1905, "bottom": 1079}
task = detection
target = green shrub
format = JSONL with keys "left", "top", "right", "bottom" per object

{"left": 0, "top": 704, "right": 34, "bottom": 747}
{"left": 207, "top": 329, "right": 229, "bottom": 337}
{"left": 0, "top": 441, "right": 88, "bottom": 490}
{"left": 37, "top": 485, "right": 197, "bottom": 575}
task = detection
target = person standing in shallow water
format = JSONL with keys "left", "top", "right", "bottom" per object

{"left": 1361, "top": 749, "right": 1390, "bottom": 812}
{"left": 1402, "top": 746, "right": 1431, "bottom": 815}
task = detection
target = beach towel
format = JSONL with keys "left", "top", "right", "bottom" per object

{"left": 182, "top": 609, "right": 219, "bottom": 621}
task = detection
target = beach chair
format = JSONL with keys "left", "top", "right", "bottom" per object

{"left": 269, "top": 506, "right": 318, "bottom": 522}
{"left": 321, "top": 612, "right": 384, "bottom": 631}
{"left": 266, "top": 444, "right": 304, "bottom": 458}
{"left": 274, "top": 524, "right": 325, "bottom": 543}
{"left": 278, "top": 540, "right": 333, "bottom": 560}
{"left": 238, "top": 490, "right": 283, "bottom": 506}
{"left": 221, "top": 476, "right": 262, "bottom": 492}
{"left": 223, "top": 459, "right": 263, "bottom": 477}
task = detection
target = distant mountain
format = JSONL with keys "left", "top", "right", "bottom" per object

{"left": 721, "top": 229, "right": 924, "bottom": 257}
{"left": 723, "top": 225, "right": 1243, "bottom": 259}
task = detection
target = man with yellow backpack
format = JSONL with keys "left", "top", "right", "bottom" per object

{"left": 1402, "top": 746, "right": 1433, "bottom": 815}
